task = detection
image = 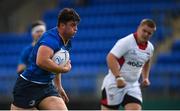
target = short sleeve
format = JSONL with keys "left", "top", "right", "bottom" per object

{"left": 18, "top": 47, "right": 29, "bottom": 65}
{"left": 39, "top": 35, "right": 59, "bottom": 52}
{"left": 110, "top": 38, "right": 129, "bottom": 58}
{"left": 149, "top": 42, "right": 154, "bottom": 58}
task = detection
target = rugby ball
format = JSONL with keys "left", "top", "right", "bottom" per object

{"left": 52, "top": 49, "right": 70, "bottom": 66}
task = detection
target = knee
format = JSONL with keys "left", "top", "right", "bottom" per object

{"left": 38, "top": 96, "right": 67, "bottom": 110}
{"left": 125, "top": 103, "right": 142, "bottom": 110}
{"left": 10, "top": 104, "right": 20, "bottom": 110}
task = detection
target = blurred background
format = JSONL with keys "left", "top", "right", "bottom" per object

{"left": 0, "top": 0, "right": 180, "bottom": 110}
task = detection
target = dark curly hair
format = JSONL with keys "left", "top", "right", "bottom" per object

{"left": 57, "top": 8, "right": 80, "bottom": 26}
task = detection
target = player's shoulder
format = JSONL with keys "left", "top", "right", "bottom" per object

{"left": 117, "top": 33, "right": 134, "bottom": 44}
{"left": 26, "top": 44, "right": 33, "bottom": 49}
{"left": 38, "top": 27, "right": 65, "bottom": 51}
{"left": 40, "top": 27, "right": 59, "bottom": 42}
{"left": 48, "top": 27, "right": 59, "bottom": 36}
{"left": 147, "top": 41, "right": 154, "bottom": 51}
{"left": 22, "top": 44, "right": 33, "bottom": 52}
{"left": 125, "top": 33, "right": 134, "bottom": 40}
{"left": 20, "top": 44, "right": 33, "bottom": 57}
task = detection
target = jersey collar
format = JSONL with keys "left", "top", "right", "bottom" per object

{"left": 56, "top": 27, "right": 72, "bottom": 51}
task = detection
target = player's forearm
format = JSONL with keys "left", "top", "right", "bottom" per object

{"left": 53, "top": 74, "right": 63, "bottom": 89}
{"left": 142, "top": 60, "right": 151, "bottom": 79}
{"left": 17, "top": 64, "right": 26, "bottom": 74}
{"left": 142, "top": 71, "right": 149, "bottom": 80}
{"left": 36, "top": 45, "right": 68, "bottom": 74}
{"left": 36, "top": 59, "right": 66, "bottom": 74}
{"left": 107, "top": 53, "right": 121, "bottom": 77}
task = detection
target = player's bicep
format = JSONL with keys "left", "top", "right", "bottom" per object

{"left": 107, "top": 53, "right": 118, "bottom": 62}
{"left": 36, "top": 45, "right": 54, "bottom": 65}
{"left": 143, "top": 58, "right": 152, "bottom": 72}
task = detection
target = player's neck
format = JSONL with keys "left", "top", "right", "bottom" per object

{"left": 135, "top": 32, "right": 146, "bottom": 45}
{"left": 58, "top": 27, "right": 70, "bottom": 46}
{"left": 32, "top": 41, "right": 36, "bottom": 46}
{"left": 58, "top": 32, "right": 69, "bottom": 46}
{"left": 137, "top": 37, "right": 145, "bottom": 45}
{"left": 61, "top": 36, "right": 69, "bottom": 46}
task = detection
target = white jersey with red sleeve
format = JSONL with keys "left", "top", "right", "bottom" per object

{"left": 109, "top": 33, "right": 154, "bottom": 83}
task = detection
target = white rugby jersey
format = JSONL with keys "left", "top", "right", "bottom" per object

{"left": 109, "top": 33, "right": 154, "bottom": 83}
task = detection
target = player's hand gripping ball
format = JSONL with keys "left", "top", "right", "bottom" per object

{"left": 52, "top": 49, "right": 70, "bottom": 66}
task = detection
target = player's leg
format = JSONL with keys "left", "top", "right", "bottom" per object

{"left": 36, "top": 81, "right": 68, "bottom": 110}
{"left": 122, "top": 94, "right": 142, "bottom": 110}
{"left": 11, "top": 76, "right": 39, "bottom": 110}
{"left": 124, "top": 102, "right": 141, "bottom": 110}
{"left": 10, "top": 104, "right": 37, "bottom": 110}
{"left": 101, "top": 105, "right": 113, "bottom": 110}
{"left": 100, "top": 74, "right": 124, "bottom": 110}
{"left": 101, "top": 105, "right": 110, "bottom": 110}
{"left": 121, "top": 86, "right": 142, "bottom": 110}
{"left": 101, "top": 104, "right": 120, "bottom": 110}
{"left": 100, "top": 87, "right": 121, "bottom": 110}
{"left": 38, "top": 96, "right": 67, "bottom": 110}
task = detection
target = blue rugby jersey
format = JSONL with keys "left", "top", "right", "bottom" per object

{"left": 18, "top": 44, "right": 33, "bottom": 68}
{"left": 21, "top": 27, "right": 71, "bottom": 83}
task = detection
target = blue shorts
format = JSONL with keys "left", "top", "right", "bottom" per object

{"left": 12, "top": 76, "right": 60, "bottom": 108}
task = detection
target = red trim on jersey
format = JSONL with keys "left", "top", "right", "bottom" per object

{"left": 134, "top": 32, "right": 147, "bottom": 50}
{"left": 117, "top": 57, "right": 125, "bottom": 67}
{"left": 101, "top": 99, "right": 108, "bottom": 105}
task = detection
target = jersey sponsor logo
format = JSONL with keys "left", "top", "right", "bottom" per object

{"left": 129, "top": 50, "right": 150, "bottom": 62}
{"left": 127, "top": 61, "right": 143, "bottom": 67}
{"left": 146, "top": 52, "right": 150, "bottom": 55}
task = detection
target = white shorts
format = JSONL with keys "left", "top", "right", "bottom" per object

{"left": 101, "top": 73, "right": 142, "bottom": 107}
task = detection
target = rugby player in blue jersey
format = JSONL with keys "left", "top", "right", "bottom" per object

{"left": 11, "top": 8, "right": 80, "bottom": 110}
{"left": 17, "top": 20, "right": 46, "bottom": 74}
